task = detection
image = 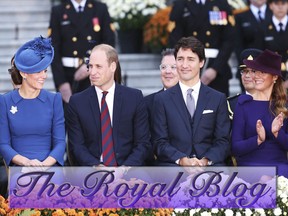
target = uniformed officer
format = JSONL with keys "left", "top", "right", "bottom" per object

{"left": 227, "top": 48, "right": 263, "bottom": 120}
{"left": 48, "top": 0, "right": 115, "bottom": 103}
{"left": 168, "top": 0, "right": 236, "bottom": 96}
{"left": 234, "top": 0, "right": 272, "bottom": 91}
{"left": 262, "top": 0, "right": 288, "bottom": 87}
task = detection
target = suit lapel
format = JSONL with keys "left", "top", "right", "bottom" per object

{"left": 193, "top": 84, "right": 209, "bottom": 135}
{"left": 88, "top": 86, "right": 101, "bottom": 131}
{"left": 170, "top": 84, "right": 191, "bottom": 129}
{"left": 112, "top": 84, "right": 122, "bottom": 150}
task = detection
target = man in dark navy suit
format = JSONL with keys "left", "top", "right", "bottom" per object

{"left": 152, "top": 36, "right": 230, "bottom": 166}
{"left": 48, "top": 0, "right": 115, "bottom": 103}
{"left": 144, "top": 48, "right": 178, "bottom": 165}
{"left": 66, "top": 44, "right": 151, "bottom": 166}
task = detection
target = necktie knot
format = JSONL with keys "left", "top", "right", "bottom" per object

{"left": 102, "top": 91, "right": 108, "bottom": 98}
{"left": 78, "top": 5, "right": 83, "bottom": 13}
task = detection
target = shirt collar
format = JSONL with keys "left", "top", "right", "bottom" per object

{"left": 250, "top": 4, "right": 267, "bottom": 19}
{"left": 70, "top": 0, "right": 87, "bottom": 11}
{"left": 95, "top": 82, "right": 116, "bottom": 99}
{"left": 179, "top": 80, "right": 201, "bottom": 96}
{"left": 272, "top": 15, "right": 287, "bottom": 30}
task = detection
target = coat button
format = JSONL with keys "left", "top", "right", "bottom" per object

{"left": 73, "top": 50, "right": 78, "bottom": 56}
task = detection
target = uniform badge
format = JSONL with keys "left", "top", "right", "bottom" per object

{"left": 209, "top": 11, "right": 227, "bottom": 25}
{"left": 93, "top": 17, "right": 101, "bottom": 32}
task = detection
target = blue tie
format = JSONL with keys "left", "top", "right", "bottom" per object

{"left": 101, "top": 91, "right": 117, "bottom": 166}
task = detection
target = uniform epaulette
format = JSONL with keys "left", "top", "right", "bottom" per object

{"left": 227, "top": 93, "right": 240, "bottom": 101}
{"left": 232, "top": 6, "right": 249, "bottom": 15}
{"left": 227, "top": 93, "right": 240, "bottom": 120}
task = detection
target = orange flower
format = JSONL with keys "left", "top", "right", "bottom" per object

{"left": 143, "top": 6, "right": 172, "bottom": 53}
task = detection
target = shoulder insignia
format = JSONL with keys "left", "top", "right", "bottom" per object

{"left": 227, "top": 93, "right": 240, "bottom": 101}
{"left": 47, "top": 28, "right": 52, "bottom": 37}
{"left": 110, "top": 23, "right": 116, "bottom": 32}
{"left": 232, "top": 6, "right": 249, "bottom": 15}
{"left": 228, "top": 15, "right": 235, "bottom": 27}
{"left": 167, "top": 21, "right": 175, "bottom": 33}
{"left": 227, "top": 100, "right": 233, "bottom": 120}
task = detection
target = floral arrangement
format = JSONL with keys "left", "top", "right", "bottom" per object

{"left": 228, "top": 0, "right": 249, "bottom": 14}
{"left": 102, "top": 0, "right": 166, "bottom": 30}
{"left": 1, "top": 176, "right": 288, "bottom": 216}
{"left": 143, "top": 6, "right": 172, "bottom": 53}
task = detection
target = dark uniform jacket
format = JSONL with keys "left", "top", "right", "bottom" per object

{"left": 168, "top": 0, "right": 235, "bottom": 95}
{"left": 48, "top": 0, "right": 115, "bottom": 91}
{"left": 262, "top": 19, "right": 288, "bottom": 78}
{"left": 234, "top": 7, "right": 272, "bottom": 82}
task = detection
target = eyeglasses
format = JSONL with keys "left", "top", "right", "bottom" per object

{"left": 240, "top": 69, "right": 256, "bottom": 75}
{"left": 159, "top": 64, "right": 177, "bottom": 71}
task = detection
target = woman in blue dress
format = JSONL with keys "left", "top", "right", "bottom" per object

{"left": 0, "top": 36, "right": 65, "bottom": 166}
{"left": 232, "top": 49, "right": 288, "bottom": 178}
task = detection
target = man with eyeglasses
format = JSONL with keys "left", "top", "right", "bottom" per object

{"left": 144, "top": 48, "right": 178, "bottom": 165}
{"left": 227, "top": 48, "right": 263, "bottom": 120}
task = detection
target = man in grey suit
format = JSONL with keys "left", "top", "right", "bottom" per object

{"left": 152, "top": 36, "right": 231, "bottom": 166}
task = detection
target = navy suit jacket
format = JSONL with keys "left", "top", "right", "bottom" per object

{"left": 152, "top": 83, "right": 231, "bottom": 165}
{"left": 66, "top": 84, "right": 151, "bottom": 166}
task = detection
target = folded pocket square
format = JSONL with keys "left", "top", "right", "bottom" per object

{"left": 203, "top": 110, "right": 213, "bottom": 114}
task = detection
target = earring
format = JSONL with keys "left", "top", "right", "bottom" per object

{"left": 274, "top": 80, "right": 276, "bottom": 84}
{"left": 23, "top": 77, "right": 26, "bottom": 80}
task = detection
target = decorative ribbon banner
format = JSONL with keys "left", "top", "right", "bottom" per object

{"left": 9, "top": 166, "right": 276, "bottom": 209}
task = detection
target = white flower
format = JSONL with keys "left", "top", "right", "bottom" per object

{"left": 101, "top": 0, "right": 166, "bottom": 29}
{"left": 274, "top": 207, "right": 282, "bottom": 216}
{"left": 10, "top": 106, "right": 18, "bottom": 114}
{"left": 224, "top": 209, "right": 234, "bottom": 216}
{"left": 200, "top": 211, "right": 211, "bottom": 216}
{"left": 245, "top": 208, "right": 253, "bottom": 216}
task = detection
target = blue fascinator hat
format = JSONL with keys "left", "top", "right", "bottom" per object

{"left": 15, "top": 36, "right": 54, "bottom": 73}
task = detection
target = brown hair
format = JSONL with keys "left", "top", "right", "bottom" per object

{"left": 271, "top": 78, "right": 288, "bottom": 117}
{"left": 90, "top": 44, "right": 122, "bottom": 84}
{"left": 8, "top": 55, "right": 22, "bottom": 85}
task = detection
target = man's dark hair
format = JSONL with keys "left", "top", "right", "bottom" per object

{"left": 174, "top": 36, "right": 206, "bottom": 62}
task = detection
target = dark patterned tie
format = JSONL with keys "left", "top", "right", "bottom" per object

{"left": 186, "top": 88, "right": 195, "bottom": 118}
{"left": 101, "top": 91, "right": 117, "bottom": 166}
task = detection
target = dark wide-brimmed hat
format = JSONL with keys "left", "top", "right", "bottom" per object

{"left": 239, "top": 48, "right": 263, "bottom": 69}
{"left": 243, "top": 49, "right": 282, "bottom": 77}
{"left": 15, "top": 36, "right": 54, "bottom": 74}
